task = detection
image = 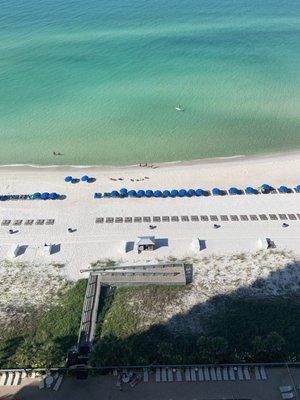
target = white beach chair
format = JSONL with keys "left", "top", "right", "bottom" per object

{"left": 185, "top": 368, "right": 191, "bottom": 382}
{"left": 237, "top": 366, "right": 244, "bottom": 380}
{"left": 210, "top": 367, "right": 217, "bottom": 381}
{"left": 197, "top": 367, "right": 204, "bottom": 381}
{"left": 229, "top": 367, "right": 235, "bottom": 380}
{"left": 244, "top": 366, "right": 250, "bottom": 380}
{"left": 216, "top": 367, "right": 222, "bottom": 380}
{"left": 12, "top": 371, "right": 21, "bottom": 385}
{"left": 204, "top": 367, "right": 210, "bottom": 381}
{"left": 155, "top": 368, "right": 161, "bottom": 382}
{"left": 0, "top": 372, "right": 7, "bottom": 386}
{"left": 161, "top": 368, "right": 167, "bottom": 382}
{"left": 222, "top": 367, "right": 229, "bottom": 381}
{"left": 143, "top": 368, "right": 149, "bottom": 383}
{"left": 167, "top": 368, "right": 173, "bottom": 382}
{"left": 176, "top": 369, "right": 182, "bottom": 382}
{"left": 254, "top": 366, "right": 261, "bottom": 380}
{"left": 280, "top": 386, "right": 293, "bottom": 393}
{"left": 260, "top": 366, "right": 267, "bottom": 380}
{"left": 53, "top": 375, "right": 63, "bottom": 391}
{"left": 21, "top": 370, "right": 27, "bottom": 379}
{"left": 190, "top": 367, "right": 196, "bottom": 381}
{"left": 282, "top": 392, "right": 295, "bottom": 399}
{"left": 6, "top": 372, "right": 14, "bottom": 386}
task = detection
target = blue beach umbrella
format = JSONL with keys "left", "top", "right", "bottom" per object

{"left": 162, "top": 190, "right": 171, "bottom": 197}
{"left": 261, "top": 183, "right": 272, "bottom": 193}
{"left": 127, "top": 190, "right": 137, "bottom": 197}
{"left": 41, "top": 192, "right": 50, "bottom": 200}
{"left": 32, "top": 192, "right": 41, "bottom": 199}
{"left": 111, "top": 190, "right": 119, "bottom": 197}
{"left": 49, "top": 192, "right": 59, "bottom": 200}
{"left": 294, "top": 185, "right": 300, "bottom": 193}
{"left": 119, "top": 188, "right": 127, "bottom": 195}
{"left": 195, "top": 188, "right": 206, "bottom": 196}
{"left": 179, "top": 189, "right": 187, "bottom": 197}
{"left": 212, "top": 188, "right": 222, "bottom": 196}
{"left": 245, "top": 186, "right": 256, "bottom": 194}
{"left": 137, "top": 190, "right": 146, "bottom": 197}
{"left": 278, "top": 185, "right": 288, "bottom": 193}
{"left": 187, "top": 189, "right": 196, "bottom": 197}
{"left": 170, "top": 189, "right": 179, "bottom": 197}
{"left": 64, "top": 176, "right": 72, "bottom": 183}
{"left": 81, "top": 175, "right": 89, "bottom": 182}
{"left": 145, "top": 190, "right": 154, "bottom": 198}
{"left": 154, "top": 190, "right": 163, "bottom": 197}
{"left": 228, "top": 187, "right": 240, "bottom": 195}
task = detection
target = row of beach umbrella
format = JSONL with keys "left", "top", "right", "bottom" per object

{"left": 64, "top": 175, "right": 90, "bottom": 183}
{"left": 30, "top": 192, "right": 60, "bottom": 200}
{"left": 95, "top": 183, "right": 300, "bottom": 199}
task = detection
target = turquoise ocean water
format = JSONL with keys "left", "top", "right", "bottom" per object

{"left": 0, "top": 0, "right": 299, "bottom": 165}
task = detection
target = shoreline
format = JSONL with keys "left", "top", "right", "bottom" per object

{"left": 0, "top": 149, "right": 300, "bottom": 171}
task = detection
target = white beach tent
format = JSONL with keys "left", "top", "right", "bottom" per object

{"left": 191, "top": 238, "right": 206, "bottom": 251}
{"left": 257, "top": 237, "right": 269, "bottom": 250}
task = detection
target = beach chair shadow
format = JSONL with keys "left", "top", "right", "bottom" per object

{"left": 155, "top": 238, "right": 169, "bottom": 249}
{"left": 88, "top": 177, "right": 96, "bottom": 183}
{"left": 15, "top": 245, "right": 28, "bottom": 257}
{"left": 125, "top": 241, "right": 135, "bottom": 253}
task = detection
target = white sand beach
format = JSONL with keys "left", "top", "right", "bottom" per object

{"left": 0, "top": 151, "right": 299, "bottom": 280}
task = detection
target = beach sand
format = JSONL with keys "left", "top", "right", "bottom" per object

{"left": 0, "top": 151, "right": 299, "bottom": 279}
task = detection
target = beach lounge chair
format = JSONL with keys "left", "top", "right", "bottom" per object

{"left": 279, "top": 214, "right": 288, "bottom": 220}
{"left": 222, "top": 367, "right": 229, "bottom": 380}
{"left": 46, "top": 219, "right": 55, "bottom": 225}
{"left": 250, "top": 214, "right": 259, "bottom": 221}
{"left": 220, "top": 215, "right": 229, "bottom": 221}
{"left": 181, "top": 215, "right": 189, "bottom": 221}
{"left": 6, "top": 372, "right": 14, "bottom": 386}
{"left": 197, "top": 367, "right": 204, "bottom": 381}
{"left": 200, "top": 215, "right": 209, "bottom": 221}
{"left": 133, "top": 217, "right": 142, "bottom": 223}
{"left": 161, "top": 368, "right": 167, "bottom": 382}
{"left": 216, "top": 367, "right": 222, "bottom": 380}
{"left": 171, "top": 216, "right": 179, "bottom": 222}
{"left": 280, "top": 386, "right": 293, "bottom": 393}
{"left": 190, "top": 367, "right": 196, "bottom": 381}
{"left": 244, "top": 366, "right": 250, "bottom": 380}
{"left": 25, "top": 219, "right": 34, "bottom": 225}
{"left": 176, "top": 369, "right": 182, "bottom": 382}
{"left": 254, "top": 366, "right": 261, "bottom": 379}
{"left": 282, "top": 393, "right": 295, "bottom": 399}
{"left": 124, "top": 217, "right": 132, "bottom": 223}
{"left": 53, "top": 375, "right": 63, "bottom": 391}
{"left": 12, "top": 371, "right": 21, "bottom": 385}
{"left": 240, "top": 215, "right": 249, "bottom": 221}
{"left": 210, "top": 215, "right": 218, "bottom": 221}
{"left": 0, "top": 372, "right": 7, "bottom": 385}
{"left": 210, "top": 367, "right": 217, "bottom": 380}
{"left": 155, "top": 368, "right": 160, "bottom": 382}
{"left": 230, "top": 215, "right": 239, "bottom": 221}
{"left": 143, "top": 368, "right": 149, "bottom": 382}
{"left": 162, "top": 216, "right": 170, "bottom": 222}
{"left": 259, "top": 214, "right": 268, "bottom": 221}
{"left": 229, "top": 367, "right": 235, "bottom": 380}
{"left": 260, "top": 366, "right": 267, "bottom": 380}
{"left": 153, "top": 216, "right": 161, "bottom": 222}
{"left": 143, "top": 216, "right": 151, "bottom": 222}
{"left": 288, "top": 214, "right": 296, "bottom": 220}
{"left": 204, "top": 367, "right": 210, "bottom": 381}
{"left": 185, "top": 368, "right": 191, "bottom": 381}
{"left": 237, "top": 366, "right": 244, "bottom": 380}
{"left": 167, "top": 368, "right": 173, "bottom": 382}
{"left": 191, "top": 215, "right": 199, "bottom": 221}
